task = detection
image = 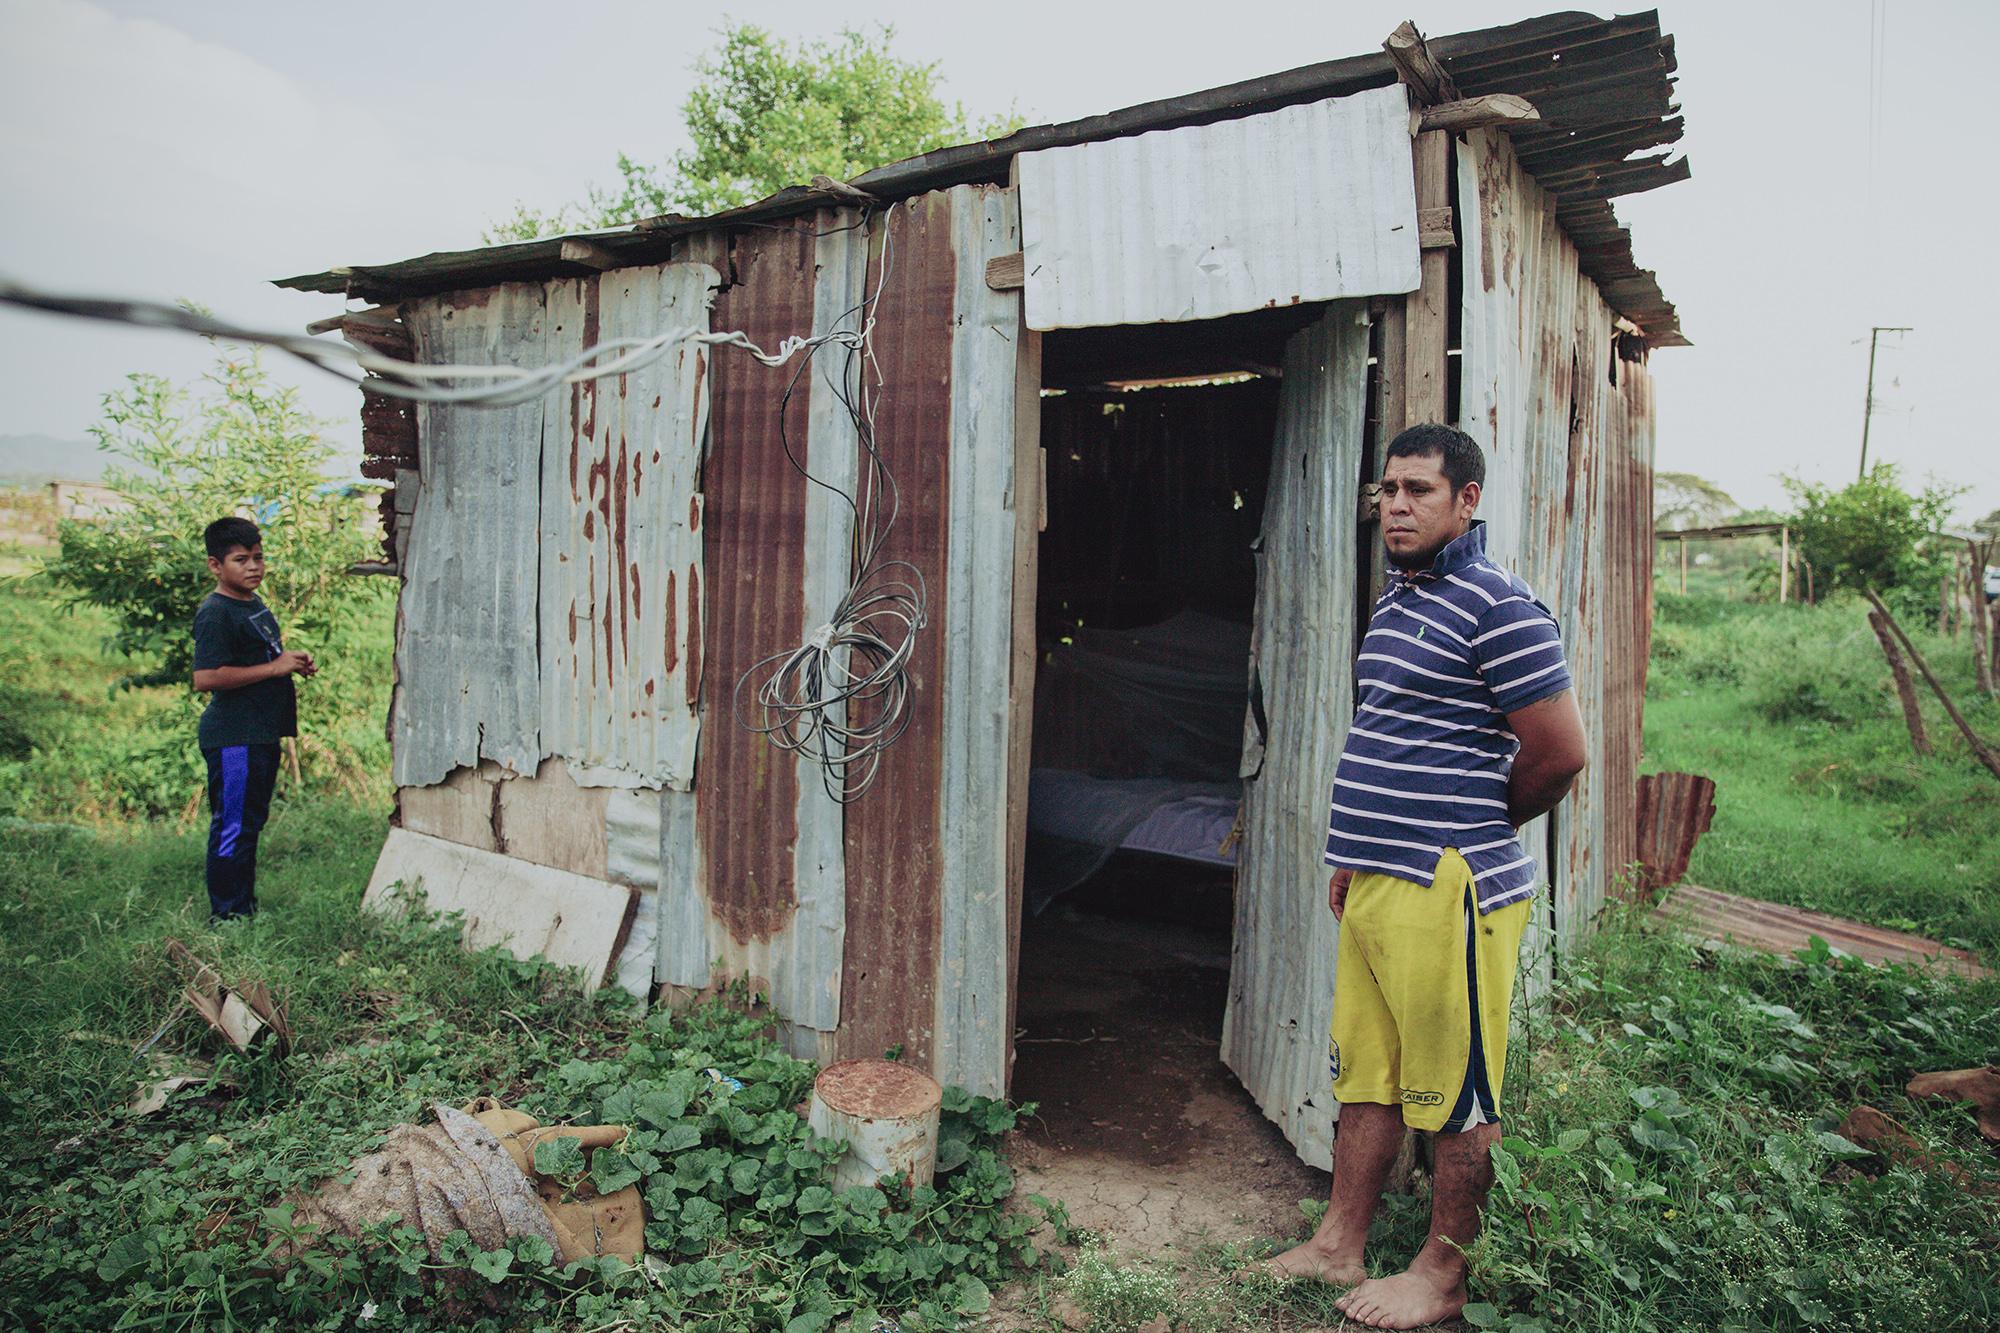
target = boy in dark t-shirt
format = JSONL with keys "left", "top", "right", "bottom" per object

{"left": 191, "top": 517, "right": 316, "bottom": 920}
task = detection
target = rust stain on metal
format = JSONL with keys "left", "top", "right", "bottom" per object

{"left": 833, "top": 197, "right": 953, "bottom": 1069}
{"left": 568, "top": 387, "right": 581, "bottom": 501}
{"left": 1654, "top": 885, "right": 1989, "bottom": 979}
{"left": 663, "top": 569, "right": 678, "bottom": 674}
{"left": 614, "top": 418, "right": 631, "bottom": 658}
{"left": 684, "top": 563, "right": 701, "bottom": 710}
{"left": 816, "top": 1058, "right": 942, "bottom": 1118}
{"left": 697, "top": 225, "right": 814, "bottom": 946}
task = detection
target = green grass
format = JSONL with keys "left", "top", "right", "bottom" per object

{"left": 1644, "top": 592, "right": 2000, "bottom": 956}
{"left": 2, "top": 563, "right": 1994, "bottom": 1332}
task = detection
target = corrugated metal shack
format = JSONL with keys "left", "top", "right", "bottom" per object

{"left": 282, "top": 10, "right": 1689, "bottom": 1169}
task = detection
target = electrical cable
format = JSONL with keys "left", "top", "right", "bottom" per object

{"left": 0, "top": 278, "right": 865, "bottom": 407}
{"left": 0, "top": 202, "right": 928, "bottom": 802}
{"left": 729, "top": 203, "right": 929, "bottom": 803}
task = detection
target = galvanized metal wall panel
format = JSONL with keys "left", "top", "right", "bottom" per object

{"left": 1457, "top": 130, "right": 1554, "bottom": 998}
{"left": 396, "top": 286, "right": 552, "bottom": 786}
{"left": 648, "top": 195, "right": 1025, "bottom": 1074}
{"left": 931, "top": 186, "right": 1025, "bottom": 1098}
{"left": 676, "top": 220, "right": 816, "bottom": 1008}
{"left": 1017, "top": 86, "right": 1421, "bottom": 331}
{"left": 655, "top": 216, "right": 867, "bottom": 1035}
{"left": 833, "top": 193, "right": 958, "bottom": 1071}
{"left": 1221, "top": 302, "right": 1369, "bottom": 1172}
{"left": 538, "top": 265, "right": 713, "bottom": 790}
{"left": 1458, "top": 126, "right": 1656, "bottom": 957}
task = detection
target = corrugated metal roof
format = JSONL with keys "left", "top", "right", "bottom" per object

{"left": 1016, "top": 87, "right": 1420, "bottom": 330}
{"left": 1219, "top": 302, "right": 1370, "bottom": 1173}
{"left": 274, "top": 11, "right": 1687, "bottom": 343}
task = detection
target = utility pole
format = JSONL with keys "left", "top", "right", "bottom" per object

{"left": 1859, "top": 325, "right": 1913, "bottom": 478}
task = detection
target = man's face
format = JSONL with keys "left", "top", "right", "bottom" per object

{"left": 208, "top": 544, "right": 266, "bottom": 596}
{"left": 1379, "top": 452, "right": 1478, "bottom": 570}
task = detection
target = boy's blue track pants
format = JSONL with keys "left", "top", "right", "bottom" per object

{"left": 203, "top": 743, "right": 280, "bottom": 920}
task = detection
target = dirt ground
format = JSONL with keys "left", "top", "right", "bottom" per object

{"left": 1008, "top": 866, "right": 1330, "bottom": 1261}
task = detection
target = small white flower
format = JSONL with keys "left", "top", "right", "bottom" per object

{"left": 359, "top": 1301, "right": 379, "bottom": 1323}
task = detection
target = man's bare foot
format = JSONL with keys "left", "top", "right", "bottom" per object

{"left": 1333, "top": 1265, "right": 1466, "bottom": 1329}
{"left": 1256, "top": 1238, "right": 1367, "bottom": 1286}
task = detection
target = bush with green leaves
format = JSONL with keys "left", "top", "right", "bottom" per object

{"left": 1783, "top": 464, "right": 1959, "bottom": 617}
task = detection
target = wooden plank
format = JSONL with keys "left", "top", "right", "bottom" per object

{"left": 306, "top": 305, "right": 402, "bottom": 337}
{"left": 1403, "top": 131, "right": 1452, "bottom": 424}
{"left": 397, "top": 763, "right": 500, "bottom": 851}
{"left": 495, "top": 757, "right": 610, "bottom": 877}
{"left": 364, "top": 827, "right": 640, "bottom": 993}
{"left": 559, "top": 239, "right": 622, "bottom": 271}
{"left": 1383, "top": 20, "right": 1459, "bottom": 106}
{"left": 1419, "top": 94, "right": 1539, "bottom": 132}
{"left": 1003, "top": 242, "right": 1043, "bottom": 1091}
{"left": 985, "top": 251, "right": 1025, "bottom": 291}
{"left": 1418, "top": 206, "right": 1456, "bottom": 249}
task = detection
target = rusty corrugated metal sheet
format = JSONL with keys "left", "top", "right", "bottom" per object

{"left": 655, "top": 212, "right": 867, "bottom": 1037}
{"left": 1458, "top": 124, "right": 1656, "bottom": 959}
{"left": 1220, "top": 303, "right": 1370, "bottom": 1173}
{"left": 394, "top": 269, "right": 710, "bottom": 793}
{"left": 831, "top": 193, "right": 956, "bottom": 1073}
{"left": 1655, "top": 885, "right": 1989, "bottom": 979}
{"left": 539, "top": 265, "right": 712, "bottom": 790}
{"left": 395, "top": 285, "right": 552, "bottom": 787}
{"left": 695, "top": 223, "right": 815, "bottom": 956}
{"left": 1015, "top": 87, "right": 1419, "bottom": 330}
{"left": 649, "top": 189, "right": 1028, "bottom": 1092}
{"left": 1635, "top": 771, "right": 1716, "bottom": 893}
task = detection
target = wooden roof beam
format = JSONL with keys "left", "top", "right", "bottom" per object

{"left": 1384, "top": 20, "right": 1460, "bottom": 106}
{"left": 1418, "top": 93, "right": 1539, "bottom": 132}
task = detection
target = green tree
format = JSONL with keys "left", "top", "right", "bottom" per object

{"left": 1784, "top": 464, "right": 1958, "bottom": 616}
{"left": 487, "top": 23, "right": 1022, "bottom": 242}
{"left": 45, "top": 346, "right": 385, "bottom": 720}
{"left": 1654, "top": 470, "right": 1737, "bottom": 531}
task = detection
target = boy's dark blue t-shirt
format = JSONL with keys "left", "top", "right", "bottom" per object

{"left": 191, "top": 591, "right": 296, "bottom": 748}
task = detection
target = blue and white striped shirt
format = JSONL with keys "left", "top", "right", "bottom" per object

{"left": 1325, "top": 521, "right": 1573, "bottom": 914}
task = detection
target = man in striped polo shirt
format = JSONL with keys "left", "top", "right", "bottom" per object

{"left": 1270, "top": 424, "right": 1587, "bottom": 1330}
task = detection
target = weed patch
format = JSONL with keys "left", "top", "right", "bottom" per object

{"left": 0, "top": 807, "right": 1060, "bottom": 1332}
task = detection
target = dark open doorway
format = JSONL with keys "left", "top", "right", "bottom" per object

{"left": 1008, "top": 309, "right": 1331, "bottom": 1243}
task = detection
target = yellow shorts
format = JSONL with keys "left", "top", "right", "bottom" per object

{"left": 1329, "top": 848, "right": 1530, "bottom": 1133}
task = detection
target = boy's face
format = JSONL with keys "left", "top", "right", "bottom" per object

{"left": 208, "top": 544, "right": 266, "bottom": 597}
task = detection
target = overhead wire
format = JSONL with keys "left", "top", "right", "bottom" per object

{"left": 0, "top": 201, "right": 928, "bottom": 802}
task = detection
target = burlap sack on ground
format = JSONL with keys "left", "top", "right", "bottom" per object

{"left": 287, "top": 1098, "right": 642, "bottom": 1264}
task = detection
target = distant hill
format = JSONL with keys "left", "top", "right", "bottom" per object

{"left": 0, "top": 434, "right": 105, "bottom": 486}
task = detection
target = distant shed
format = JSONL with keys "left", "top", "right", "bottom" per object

{"left": 281, "top": 10, "right": 1689, "bottom": 1168}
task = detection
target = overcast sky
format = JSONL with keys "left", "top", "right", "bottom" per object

{"left": 2, "top": 0, "right": 1993, "bottom": 523}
